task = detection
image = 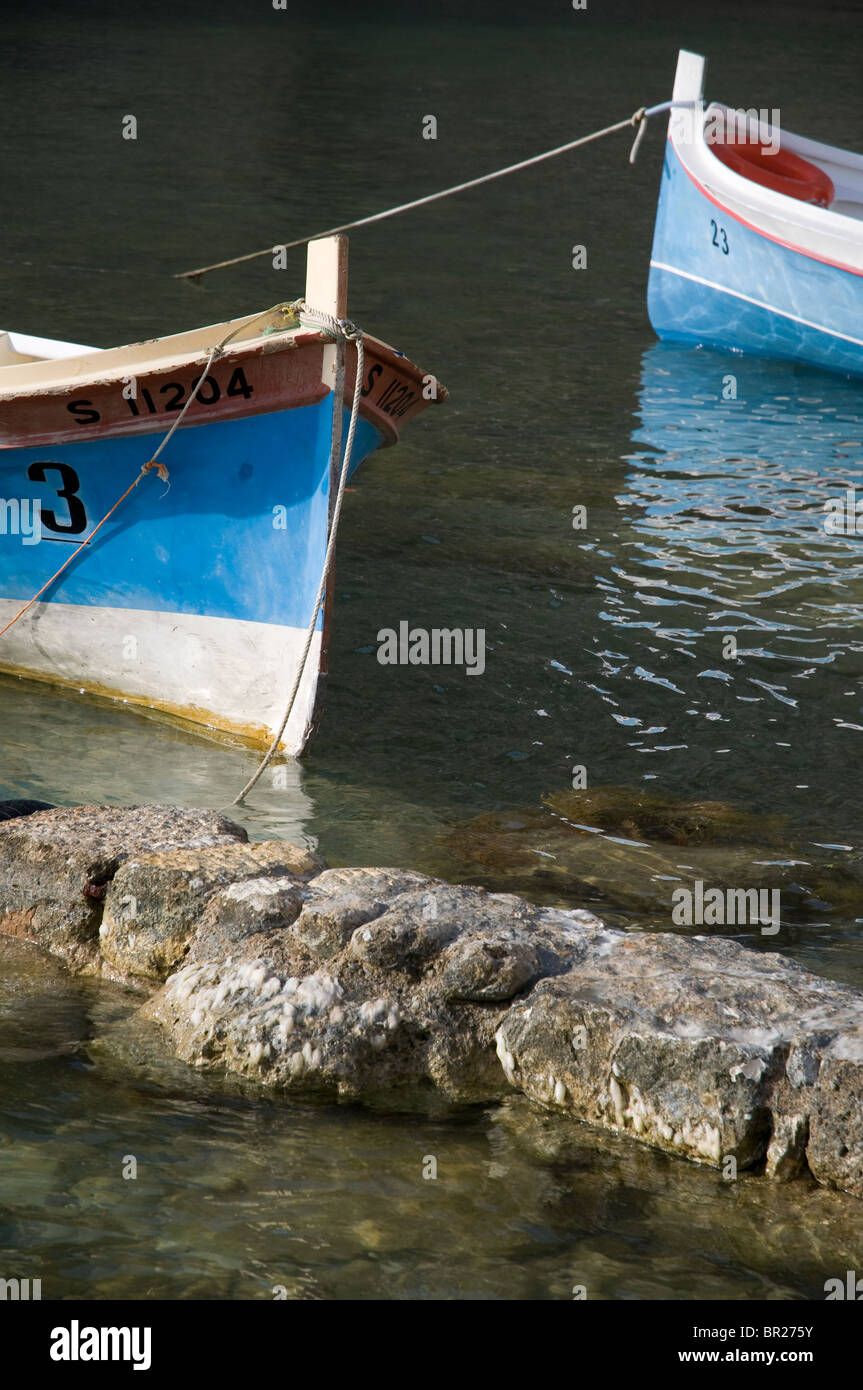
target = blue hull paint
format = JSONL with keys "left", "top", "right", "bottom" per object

{"left": 648, "top": 141, "right": 863, "bottom": 380}
{"left": 0, "top": 399, "right": 385, "bottom": 628}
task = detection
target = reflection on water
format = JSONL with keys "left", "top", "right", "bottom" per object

{"left": 592, "top": 344, "right": 863, "bottom": 841}
{"left": 0, "top": 673, "right": 316, "bottom": 850}
{"left": 566, "top": 345, "right": 863, "bottom": 980}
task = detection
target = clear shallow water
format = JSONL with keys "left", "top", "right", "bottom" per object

{"left": 2, "top": 949, "right": 862, "bottom": 1302}
{"left": 2, "top": 0, "right": 863, "bottom": 1299}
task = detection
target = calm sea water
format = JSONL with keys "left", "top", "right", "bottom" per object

{"left": 2, "top": 0, "right": 863, "bottom": 1299}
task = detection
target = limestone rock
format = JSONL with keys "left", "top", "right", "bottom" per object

{"left": 807, "top": 1043, "right": 863, "bottom": 1199}
{"left": 291, "top": 868, "right": 432, "bottom": 961}
{"left": 495, "top": 928, "right": 863, "bottom": 1193}
{"left": 186, "top": 877, "right": 306, "bottom": 964}
{"left": 100, "top": 840, "right": 322, "bottom": 981}
{"left": 0, "top": 804, "right": 247, "bottom": 973}
{"left": 143, "top": 883, "right": 601, "bottom": 1103}
{"left": 6, "top": 798, "right": 863, "bottom": 1203}
{"left": 765, "top": 1114, "right": 809, "bottom": 1181}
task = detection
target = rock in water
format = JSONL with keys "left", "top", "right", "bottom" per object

{"left": 146, "top": 872, "right": 863, "bottom": 1201}
{"left": 542, "top": 786, "right": 786, "bottom": 846}
{"left": 0, "top": 805, "right": 249, "bottom": 973}
{"left": 494, "top": 929, "right": 863, "bottom": 1190}
{"left": 3, "top": 800, "right": 863, "bottom": 1202}
{"left": 143, "top": 877, "right": 600, "bottom": 1104}
{"left": 439, "top": 789, "right": 863, "bottom": 920}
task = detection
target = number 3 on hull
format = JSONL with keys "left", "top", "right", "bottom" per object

{"left": 0, "top": 236, "right": 446, "bottom": 753}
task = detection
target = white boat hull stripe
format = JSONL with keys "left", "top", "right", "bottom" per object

{"left": 649, "top": 260, "right": 863, "bottom": 350}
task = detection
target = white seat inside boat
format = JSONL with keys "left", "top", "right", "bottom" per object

{"left": 0, "top": 330, "right": 100, "bottom": 367}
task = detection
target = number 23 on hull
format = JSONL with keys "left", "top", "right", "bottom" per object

{"left": 648, "top": 50, "right": 863, "bottom": 379}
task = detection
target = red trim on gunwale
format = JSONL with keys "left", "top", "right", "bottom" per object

{"left": 673, "top": 136, "right": 863, "bottom": 280}
{"left": 0, "top": 331, "right": 446, "bottom": 450}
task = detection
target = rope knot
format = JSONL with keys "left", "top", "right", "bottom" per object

{"left": 628, "top": 108, "right": 650, "bottom": 165}
{"left": 337, "top": 317, "right": 363, "bottom": 341}
{"left": 143, "top": 459, "right": 170, "bottom": 483}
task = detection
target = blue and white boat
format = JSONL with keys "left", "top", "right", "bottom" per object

{"left": 648, "top": 50, "right": 863, "bottom": 379}
{"left": 0, "top": 236, "right": 445, "bottom": 753}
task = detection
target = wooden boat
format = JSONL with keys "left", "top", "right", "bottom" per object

{"left": 648, "top": 50, "right": 863, "bottom": 379}
{"left": 0, "top": 237, "right": 445, "bottom": 753}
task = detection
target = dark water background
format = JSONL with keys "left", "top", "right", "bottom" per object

{"left": 1, "top": 0, "right": 863, "bottom": 1299}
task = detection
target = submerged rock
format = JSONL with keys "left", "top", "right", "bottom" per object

{"left": 490, "top": 1095, "right": 863, "bottom": 1297}
{"left": 0, "top": 937, "right": 91, "bottom": 1064}
{"left": 543, "top": 786, "right": 786, "bottom": 847}
{"left": 439, "top": 787, "right": 863, "bottom": 921}
{"left": 2, "top": 800, "right": 863, "bottom": 1201}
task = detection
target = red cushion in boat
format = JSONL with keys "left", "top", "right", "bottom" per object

{"left": 711, "top": 136, "right": 835, "bottom": 208}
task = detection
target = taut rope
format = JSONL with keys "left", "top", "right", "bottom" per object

{"left": 175, "top": 100, "right": 696, "bottom": 281}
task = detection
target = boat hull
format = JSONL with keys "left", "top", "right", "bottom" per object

{"left": 0, "top": 395, "right": 385, "bottom": 752}
{"left": 0, "top": 233, "right": 445, "bottom": 754}
{"left": 648, "top": 141, "right": 863, "bottom": 379}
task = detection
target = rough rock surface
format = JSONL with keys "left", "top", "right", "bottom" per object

{"left": 495, "top": 930, "right": 863, "bottom": 1195}
{"left": 100, "top": 840, "right": 322, "bottom": 981}
{"left": 0, "top": 805, "right": 247, "bottom": 973}
{"left": 3, "top": 801, "right": 863, "bottom": 1201}
{"left": 146, "top": 871, "right": 863, "bottom": 1199}
{"left": 144, "top": 877, "right": 599, "bottom": 1103}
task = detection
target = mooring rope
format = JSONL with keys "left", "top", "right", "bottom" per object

{"left": 230, "top": 308, "right": 366, "bottom": 806}
{"left": 175, "top": 99, "right": 695, "bottom": 281}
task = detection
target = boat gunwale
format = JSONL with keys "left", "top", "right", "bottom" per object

{"left": 0, "top": 322, "right": 446, "bottom": 404}
{"left": 669, "top": 100, "right": 863, "bottom": 278}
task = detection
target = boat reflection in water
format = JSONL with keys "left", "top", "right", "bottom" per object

{"left": 625, "top": 340, "right": 863, "bottom": 566}
{"left": 573, "top": 342, "right": 863, "bottom": 976}
{"left": 595, "top": 340, "right": 863, "bottom": 836}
